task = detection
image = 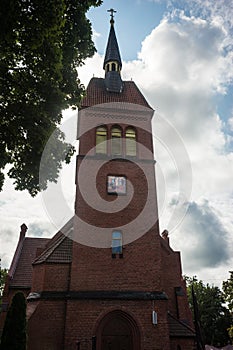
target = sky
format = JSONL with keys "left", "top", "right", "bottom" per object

{"left": 1, "top": 0, "right": 233, "bottom": 288}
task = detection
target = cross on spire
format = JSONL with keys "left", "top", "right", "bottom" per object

{"left": 107, "top": 8, "right": 116, "bottom": 24}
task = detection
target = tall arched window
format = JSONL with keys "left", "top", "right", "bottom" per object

{"left": 126, "top": 127, "right": 136, "bottom": 156}
{"left": 96, "top": 126, "right": 107, "bottom": 154}
{"left": 111, "top": 126, "right": 122, "bottom": 155}
{"left": 112, "top": 62, "right": 116, "bottom": 71}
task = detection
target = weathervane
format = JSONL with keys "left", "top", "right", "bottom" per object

{"left": 107, "top": 8, "right": 116, "bottom": 24}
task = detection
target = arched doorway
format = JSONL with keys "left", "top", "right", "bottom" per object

{"left": 96, "top": 310, "right": 140, "bottom": 350}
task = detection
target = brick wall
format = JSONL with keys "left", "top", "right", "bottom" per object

{"left": 64, "top": 300, "right": 171, "bottom": 350}
{"left": 27, "top": 300, "right": 66, "bottom": 350}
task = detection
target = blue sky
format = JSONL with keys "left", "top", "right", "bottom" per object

{"left": 87, "top": 0, "right": 168, "bottom": 60}
{"left": 1, "top": 0, "right": 233, "bottom": 287}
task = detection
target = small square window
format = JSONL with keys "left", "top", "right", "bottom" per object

{"left": 107, "top": 176, "right": 126, "bottom": 195}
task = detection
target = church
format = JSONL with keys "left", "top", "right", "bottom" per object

{"left": 0, "top": 11, "right": 196, "bottom": 350}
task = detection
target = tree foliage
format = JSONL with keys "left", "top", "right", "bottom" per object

{"left": 0, "top": 0, "right": 102, "bottom": 195}
{"left": 185, "top": 276, "right": 232, "bottom": 346}
{"left": 223, "top": 272, "right": 233, "bottom": 313}
{"left": 0, "top": 292, "right": 27, "bottom": 350}
{"left": 0, "top": 268, "right": 8, "bottom": 312}
{"left": 223, "top": 272, "right": 233, "bottom": 342}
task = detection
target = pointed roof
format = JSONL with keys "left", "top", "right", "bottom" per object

{"left": 33, "top": 218, "right": 73, "bottom": 265}
{"left": 103, "top": 22, "right": 122, "bottom": 69}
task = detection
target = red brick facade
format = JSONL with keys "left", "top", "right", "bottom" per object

{"left": 0, "top": 20, "right": 196, "bottom": 350}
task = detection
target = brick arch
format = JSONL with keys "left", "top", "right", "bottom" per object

{"left": 95, "top": 309, "right": 140, "bottom": 350}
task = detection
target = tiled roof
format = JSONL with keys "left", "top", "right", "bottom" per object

{"left": 33, "top": 218, "right": 73, "bottom": 265}
{"left": 9, "top": 237, "right": 49, "bottom": 288}
{"left": 168, "top": 313, "right": 195, "bottom": 338}
{"left": 33, "top": 233, "right": 72, "bottom": 265}
{"left": 81, "top": 78, "right": 152, "bottom": 109}
{"left": 9, "top": 219, "right": 74, "bottom": 287}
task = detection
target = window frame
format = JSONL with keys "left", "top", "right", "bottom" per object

{"left": 111, "top": 126, "right": 122, "bottom": 156}
{"left": 125, "top": 127, "right": 137, "bottom": 157}
{"left": 107, "top": 175, "right": 127, "bottom": 195}
{"left": 111, "top": 231, "right": 123, "bottom": 255}
{"left": 96, "top": 125, "right": 107, "bottom": 155}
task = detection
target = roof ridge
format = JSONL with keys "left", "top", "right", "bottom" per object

{"left": 33, "top": 233, "right": 67, "bottom": 264}
{"left": 8, "top": 237, "right": 25, "bottom": 279}
{"left": 24, "top": 237, "right": 50, "bottom": 241}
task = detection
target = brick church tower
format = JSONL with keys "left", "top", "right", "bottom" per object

{"left": 0, "top": 11, "right": 196, "bottom": 350}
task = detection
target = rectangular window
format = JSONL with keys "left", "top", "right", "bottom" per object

{"left": 111, "top": 127, "right": 122, "bottom": 155}
{"left": 126, "top": 128, "right": 136, "bottom": 156}
{"left": 107, "top": 176, "right": 126, "bottom": 194}
{"left": 126, "top": 138, "right": 136, "bottom": 156}
{"left": 96, "top": 127, "right": 107, "bottom": 154}
{"left": 112, "top": 231, "right": 122, "bottom": 254}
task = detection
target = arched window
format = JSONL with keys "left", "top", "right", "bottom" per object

{"left": 112, "top": 62, "right": 116, "bottom": 71}
{"left": 112, "top": 231, "right": 122, "bottom": 254}
{"left": 126, "top": 127, "right": 136, "bottom": 156}
{"left": 111, "top": 126, "right": 122, "bottom": 155}
{"left": 96, "top": 126, "right": 107, "bottom": 154}
{"left": 106, "top": 63, "right": 110, "bottom": 72}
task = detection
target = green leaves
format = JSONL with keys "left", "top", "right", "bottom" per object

{"left": 0, "top": 0, "right": 102, "bottom": 195}
{"left": 223, "top": 271, "right": 233, "bottom": 312}
{"left": 185, "top": 275, "right": 232, "bottom": 346}
{"left": 222, "top": 272, "right": 233, "bottom": 342}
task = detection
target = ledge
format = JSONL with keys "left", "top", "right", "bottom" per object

{"left": 27, "top": 290, "right": 168, "bottom": 301}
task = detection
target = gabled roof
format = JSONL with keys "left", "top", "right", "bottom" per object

{"left": 8, "top": 219, "right": 74, "bottom": 288}
{"left": 33, "top": 233, "right": 72, "bottom": 265}
{"left": 81, "top": 78, "right": 152, "bottom": 109}
{"left": 168, "top": 312, "right": 195, "bottom": 338}
{"left": 33, "top": 218, "right": 73, "bottom": 265}
{"left": 103, "top": 23, "right": 122, "bottom": 68}
{"left": 9, "top": 237, "right": 49, "bottom": 288}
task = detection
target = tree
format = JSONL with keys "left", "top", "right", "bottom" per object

{"left": 0, "top": 0, "right": 102, "bottom": 196}
{"left": 223, "top": 272, "right": 233, "bottom": 342}
{"left": 0, "top": 292, "right": 27, "bottom": 350}
{"left": 185, "top": 276, "right": 232, "bottom": 346}
{"left": 0, "top": 268, "right": 8, "bottom": 312}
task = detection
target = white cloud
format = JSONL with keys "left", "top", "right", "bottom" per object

{"left": 1, "top": 2, "right": 233, "bottom": 287}
{"left": 78, "top": 53, "right": 103, "bottom": 87}
{"left": 170, "top": 199, "right": 232, "bottom": 268}
{"left": 228, "top": 116, "right": 233, "bottom": 131}
{"left": 119, "top": 10, "right": 233, "bottom": 279}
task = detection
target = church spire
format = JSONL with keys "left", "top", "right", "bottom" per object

{"left": 103, "top": 9, "right": 123, "bottom": 93}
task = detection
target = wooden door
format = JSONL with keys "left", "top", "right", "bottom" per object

{"left": 101, "top": 316, "right": 133, "bottom": 350}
